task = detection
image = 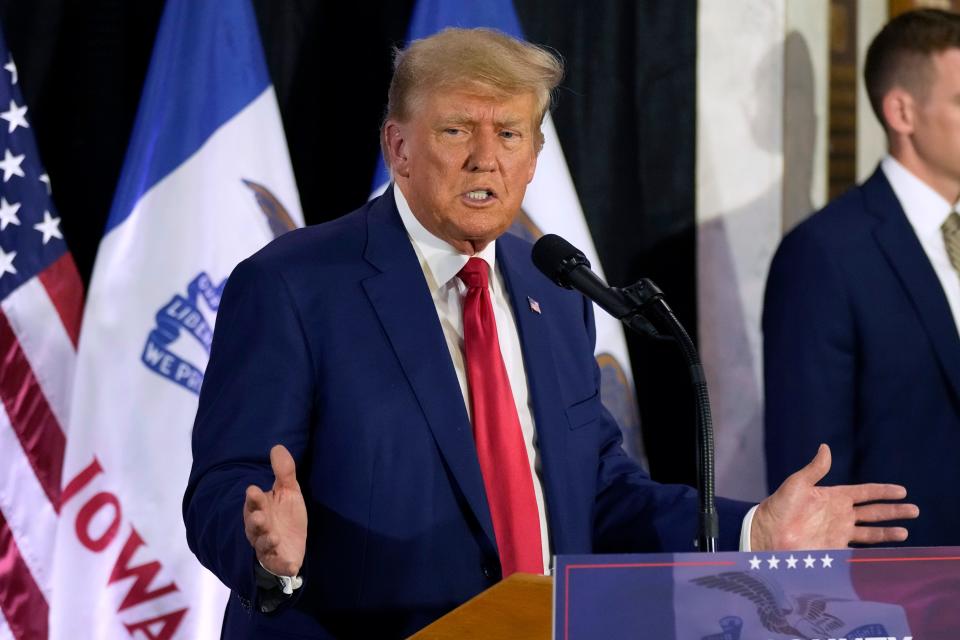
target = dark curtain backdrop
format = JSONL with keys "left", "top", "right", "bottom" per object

{"left": 0, "top": 0, "right": 700, "bottom": 488}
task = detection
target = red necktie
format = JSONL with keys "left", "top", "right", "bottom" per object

{"left": 458, "top": 257, "right": 543, "bottom": 576}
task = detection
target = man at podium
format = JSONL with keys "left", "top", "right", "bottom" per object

{"left": 183, "top": 28, "right": 918, "bottom": 639}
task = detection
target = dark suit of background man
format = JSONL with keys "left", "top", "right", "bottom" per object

{"left": 764, "top": 9, "right": 960, "bottom": 547}
{"left": 183, "top": 27, "right": 916, "bottom": 639}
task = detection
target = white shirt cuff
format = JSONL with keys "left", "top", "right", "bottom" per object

{"left": 739, "top": 504, "right": 759, "bottom": 551}
{"left": 258, "top": 560, "right": 303, "bottom": 595}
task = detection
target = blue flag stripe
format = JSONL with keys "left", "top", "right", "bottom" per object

{"left": 104, "top": 0, "right": 270, "bottom": 236}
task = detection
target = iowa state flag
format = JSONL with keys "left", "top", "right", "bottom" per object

{"left": 50, "top": 1, "right": 303, "bottom": 637}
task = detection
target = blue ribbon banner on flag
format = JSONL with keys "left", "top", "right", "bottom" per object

{"left": 142, "top": 272, "right": 225, "bottom": 394}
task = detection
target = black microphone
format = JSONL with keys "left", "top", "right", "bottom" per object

{"left": 531, "top": 233, "right": 719, "bottom": 553}
{"left": 531, "top": 234, "right": 634, "bottom": 319}
{"left": 532, "top": 234, "right": 663, "bottom": 338}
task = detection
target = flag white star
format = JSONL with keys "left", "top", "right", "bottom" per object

{"left": 4, "top": 55, "right": 16, "bottom": 85}
{"left": 0, "top": 149, "right": 24, "bottom": 182}
{"left": 748, "top": 555, "right": 761, "bottom": 570}
{"left": 786, "top": 554, "right": 798, "bottom": 569}
{"left": 766, "top": 555, "right": 780, "bottom": 569}
{"left": 821, "top": 553, "right": 834, "bottom": 568}
{"left": 39, "top": 173, "right": 51, "bottom": 193}
{"left": 33, "top": 210, "right": 62, "bottom": 244}
{"left": 0, "top": 99, "right": 28, "bottom": 133}
{"left": 0, "top": 197, "right": 20, "bottom": 230}
{"left": 803, "top": 554, "right": 816, "bottom": 568}
{"left": 0, "top": 246, "right": 16, "bottom": 278}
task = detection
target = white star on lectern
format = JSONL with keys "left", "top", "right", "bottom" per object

{"left": 0, "top": 149, "right": 25, "bottom": 182}
{"left": 33, "top": 210, "right": 62, "bottom": 244}
{"left": 821, "top": 553, "right": 834, "bottom": 568}
{"left": 786, "top": 554, "right": 798, "bottom": 569}
{"left": 0, "top": 197, "right": 20, "bottom": 230}
{"left": 766, "top": 555, "right": 780, "bottom": 569}
{"left": 803, "top": 554, "right": 816, "bottom": 568}
{"left": 4, "top": 56, "right": 17, "bottom": 85}
{"left": 39, "top": 173, "right": 50, "bottom": 193}
{"left": 0, "top": 247, "right": 16, "bottom": 278}
{"left": 0, "top": 100, "right": 28, "bottom": 133}
{"left": 748, "top": 555, "right": 761, "bottom": 570}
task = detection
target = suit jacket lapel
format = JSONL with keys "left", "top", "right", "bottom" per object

{"left": 496, "top": 236, "right": 573, "bottom": 552}
{"left": 360, "top": 190, "right": 496, "bottom": 547}
{"left": 866, "top": 168, "right": 960, "bottom": 402}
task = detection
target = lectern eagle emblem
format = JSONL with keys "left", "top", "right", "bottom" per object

{"left": 692, "top": 571, "right": 846, "bottom": 638}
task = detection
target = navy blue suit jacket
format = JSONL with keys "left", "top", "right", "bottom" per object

{"left": 764, "top": 167, "right": 960, "bottom": 547}
{"left": 184, "top": 189, "right": 750, "bottom": 638}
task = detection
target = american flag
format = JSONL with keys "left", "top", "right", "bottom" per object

{"left": 0, "top": 28, "right": 83, "bottom": 640}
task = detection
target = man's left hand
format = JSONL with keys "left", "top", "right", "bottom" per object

{"left": 751, "top": 443, "right": 920, "bottom": 550}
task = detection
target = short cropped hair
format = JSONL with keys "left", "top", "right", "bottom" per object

{"left": 865, "top": 8, "right": 960, "bottom": 128}
{"left": 381, "top": 27, "right": 564, "bottom": 162}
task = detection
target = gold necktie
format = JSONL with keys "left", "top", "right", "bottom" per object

{"left": 942, "top": 211, "right": 960, "bottom": 273}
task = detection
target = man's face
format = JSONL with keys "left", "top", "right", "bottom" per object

{"left": 386, "top": 87, "right": 539, "bottom": 254}
{"left": 908, "top": 48, "right": 960, "bottom": 200}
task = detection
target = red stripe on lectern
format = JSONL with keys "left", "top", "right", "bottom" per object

{"left": 847, "top": 555, "right": 960, "bottom": 563}
{"left": 0, "top": 508, "right": 49, "bottom": 640}
{"left": 566, "top": 560, "right": 736, "bottom": 570}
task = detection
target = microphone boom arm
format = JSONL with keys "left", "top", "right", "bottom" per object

{"left": 619, "top": 279, "right": 719, "bottom": 553}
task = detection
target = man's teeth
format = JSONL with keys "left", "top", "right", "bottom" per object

{"left": 465, "top": 190, "right": 491, "bottom": 200}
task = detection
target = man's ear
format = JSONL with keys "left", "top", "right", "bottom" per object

{"left": 882, "top": 88, "right": 916, "bottom": 136}
{"left": 384, "top": 121, "right": 410, "bottom": 177}
{"left": 526, "top": 151, "right": 538, "bottom": 185}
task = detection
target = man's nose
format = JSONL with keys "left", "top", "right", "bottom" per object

{"left": 467, "top": 132, "right": 497, "bottom": 171}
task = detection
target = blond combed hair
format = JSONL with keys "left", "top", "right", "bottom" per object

{"left": 381, "top": 27, "right": 564, "bottom": 164}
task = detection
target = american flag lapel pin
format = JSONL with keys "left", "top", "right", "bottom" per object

{"left": 527, "top": 296, "right": 541, "bottom": 314}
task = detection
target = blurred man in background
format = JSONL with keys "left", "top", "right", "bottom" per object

{"left": 764, "top": 8, "right": 960, "bottom": 547}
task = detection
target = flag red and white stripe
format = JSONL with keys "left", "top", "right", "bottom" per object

{"left": 0, "top": 35, "right": 84, "bottom": 640}
{"left": 0, "top": 255, "right": 83, "bottom": 639}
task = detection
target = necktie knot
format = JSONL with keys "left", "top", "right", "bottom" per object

{"left": 943, "top": 211, "right": 960, "bottom": 274}
{"left": 944, "top": 210, "right": 960, "bottom": 238}
{"left": 458, "top": 257, "right": 489, "bottom": 290}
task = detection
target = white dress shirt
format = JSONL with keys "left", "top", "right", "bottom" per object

{"left": 393, "top": 185, "right": 552, "bottom": 573}
{"left": 882, "top": 155, "right": 960, "bottom": 332}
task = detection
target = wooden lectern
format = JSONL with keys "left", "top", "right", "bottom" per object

{"left": 410, "top": 573, "right": 553, "bottom": 640}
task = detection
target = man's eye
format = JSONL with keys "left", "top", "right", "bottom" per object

{"left": 500, "top": 131, "right": 517, "bottom": 139}
{"left": 444, "top": 128, "right": 462, "bottom": 135}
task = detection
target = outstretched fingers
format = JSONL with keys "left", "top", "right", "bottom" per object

{"left": 244, "top": 485, "right": 270, "bottom": 543}
{"left": 850, "top": 525, "right": 909, "bottom": 545}
{"left": 853, "top": 501, "right": 919, "bottom": 523}
{"left": 245, "top": 484, "right": 268, "bottom": 513}
{"left": 844, "top": 482, "right": 909, "bottom": 504}
{"left": 845, "top": 495, "right": 917, "bottom": 546}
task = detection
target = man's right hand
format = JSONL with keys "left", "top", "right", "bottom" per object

{"left": 243, "top": 444, "right": 307, "bottom": 576}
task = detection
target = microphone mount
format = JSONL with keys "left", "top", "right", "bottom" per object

{"left": 618, "top": 277, "right": 718, "bottom": 553}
